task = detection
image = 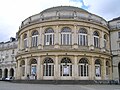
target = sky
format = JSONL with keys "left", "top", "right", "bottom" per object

{"left": 0, "top": 0, "right": 120, "bottom": 42}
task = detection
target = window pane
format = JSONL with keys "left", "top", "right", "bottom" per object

{"left": 50, "top": 35, "right": 52, "bottom": 45}
{"left": 60, "top": 65, "right": 62, "bottom": 76}
{"left": 118, "top": 32, "right": 120, "bottom": 38}
{"left": 95, "top": 66, "right": 100, "bottom": 77}
{"left": 81, "top": 65, "right": 83, "bottom": 76}
{"left": 52, "top": 65, "right": 54, "bottom": 76}
{"left": 87, "top": 65, "right": 88, "bottom": 76}
{"left": 43, "top": 65, "right": 45, "bottom": 76}
{"left": 84, "top": 65, "right": 86, "bottom": 76}
{"left": 70, "top": 65, "right": 72, "bottom": 76}
{"left": 63, "top": 34, "right": 66, "bottom": 45}
{"left": 67, "top": 34, "right": 69, "bottom": 45}
{"left": 46, "top": 65, "right": 48, "bottom": 76}
{"left": 78, "top": 65, "right": 80, "bottom": 76}
{"left": 49, "top": 65, "right": 51, "bottom": 76}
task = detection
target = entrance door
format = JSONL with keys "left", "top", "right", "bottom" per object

{"left": 118, "top": 62, "right": 120, "bottom": 82}
{"left": 4, "top": 69, "right": 8, "bottom": 78}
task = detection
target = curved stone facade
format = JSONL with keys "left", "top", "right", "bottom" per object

{"left": 16, "top": 6, "right": 112, "bottom": 80}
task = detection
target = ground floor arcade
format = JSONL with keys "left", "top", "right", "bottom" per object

{"left": 16, "top": 54, "right": 112, "bottom": 80}
{"left": 0, "top": 67, "right": 15, "bottom": 79}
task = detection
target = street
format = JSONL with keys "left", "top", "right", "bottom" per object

{"left": 0, "top": 81, "right": 120, "bottom": 90}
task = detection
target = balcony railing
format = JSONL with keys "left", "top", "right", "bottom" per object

{"left": 19, "top": 14, "right": 107, "bottom": 29}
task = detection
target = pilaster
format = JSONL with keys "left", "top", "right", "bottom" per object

{"left": 37, "top": 56, "right": 41, "bottom": 80}
{"left": 25, "top": 58, "right": 28, "bottom": 79}
{"left": 28, "top": 30, "right": 31, "bottom": 48}
{"left": 91, "top": 57, "right": 95, "bottom": 80}
{"left": 55, "top": 55, "right": 59, "bottom": 80}
{"left": 74, "top": 55, "right": 78, "bottom": 80}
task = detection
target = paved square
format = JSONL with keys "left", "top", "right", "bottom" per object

{"left": 0, "top": 81, "right": 120, "bottom": 90}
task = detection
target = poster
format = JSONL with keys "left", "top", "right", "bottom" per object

{"left": 63, "top": 66, "right": 69, "bottom": 74}
{"left": 31, "top": 66, "right": 36, "bottom": 75}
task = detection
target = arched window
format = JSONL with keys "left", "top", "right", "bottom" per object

{"left": 106, "top": 61, "right": 110, "bottom": 76}
{"left": 30, "top": 59, "right": 37, "bottom": 79}
{"left": 23, "top": 34, "right": 28, "bottom": 48}
{"left": 44, "top": 28, "right": 54, "bottom": 45}
{"left": 95, "top": 59, "right": 101, "bottom": 77}
{"left": 43, "top": 58, "right": 54, "bottom": 76}
{"left": 104, "top": 34, "right": 107, "bottom": 49}
{"left": 4, "top": 68, "right": 8, "bottom": 78}
{"left": 93, "top": 31, "right": 99, "bottom": 48}
{"left": 61, "top": 27, "right": 72, "bottom": 45}
{"left": 0, "top": 69, "right": 2, "bottom": 78}
{"left": 10, "top": 68, "right": 14, "bottom": 77}
{"left": 20, "top": 60, "right": 25, "bottom": 76}
{"left": 78, "top": 28, "right": 88, "bottom": 46}
{"left": 78, "top": 58, "right": 89, "bottom": 77}
{"left": 31, "top": 30, "right": 39, "bottom": 47}
{"left": 60, "top": 58, "right": 72, "bottom": 76}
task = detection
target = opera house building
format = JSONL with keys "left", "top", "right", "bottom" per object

{"left": 15, "top": 6, "right": 112, "bottom": 80}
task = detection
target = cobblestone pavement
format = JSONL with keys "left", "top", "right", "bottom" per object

{"left": 0, "top": 81, "right": 120, "bottom": 90}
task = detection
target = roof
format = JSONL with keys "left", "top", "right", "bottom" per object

{"left": 41, "top": 6, "right": 88, "bottom": 14}
{"left": 109, "top": 17, "right": 120, "bottom": 22}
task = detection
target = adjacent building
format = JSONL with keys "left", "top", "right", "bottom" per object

{"left": 0, "top": 37, "right": 18, "bottom": 79}
{"left": 109, "top": 17, "right": 120, "bottom": 82}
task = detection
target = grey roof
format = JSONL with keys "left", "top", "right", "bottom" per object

{"left": 109, "top": 17, "right": 120, "bottom": 22}
{"left": 41, "top": 6, "right": 88, "bottom": 13}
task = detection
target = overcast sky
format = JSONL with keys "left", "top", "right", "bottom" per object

{"left": 0, "top": 0, "right": 120, "bottom": 42}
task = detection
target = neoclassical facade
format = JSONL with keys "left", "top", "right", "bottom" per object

{"left": 109, "top": 17, "right": 120, "bottom": 82}
{"left": 0, "top": 38, "right": 18, "bottom": 79}
{"left": 16, "top": 6, "right": 112, "bottom": 80}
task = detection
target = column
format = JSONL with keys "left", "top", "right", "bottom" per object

{"left": 25, "top": 58, "right": 28, "bottom": 79}
{"left": 74, "top": 55, "right": 78, "bottom": 80}
{"left": 40, "top": 61, "right": 43, "bottom": 80}
{"left": 38, "top": 27, "right": 42, "bottom": 49}
{"left": 27, "top": 30, "right": 31, "bottom": 48}
{"left": 41, "top": 31, "right": 44, "bottom": 46}
{"left": 18, "top": 36, "right": 20, "bottom": 51}
{"left": 102, "top": 59, "right": 106, "bottom": 80}
{"left": 89, "top": 27, "right": 93, "bottom": 46}
{"left": 100, "top": 31, "right": 104, "bottom": 49}
{"left": 8, "top": 69, "right": 10, "bottom": 77}
{"left": 55, "top": 26, "right": 59, "bottom": 44}
{"left": 89, "top": 27, "right": 94, "bottom": 50}
{"left": 2, "top": 68, "right": 4, "bottom": 78}
{"left": 17, "top": 60, "right": 21, "bottom": 79}
{"left": 20, "top": 35, "right": 23, "bottom": 50}
{"left": 55, "top": 55, "right": 59, "bottom": 80}
{"left": 37, "top": 56, "right": 41, "bottom": 80}
{"left": 109, "top": 60, "right": 112, "bottom": 80}
{"left": 39, "top": 27, "right": 42, "bottom": 45}
{"left": 58, "top": 27, "right": 61, "bottom": 45}
{"left": 73, "top": 25, "right": 77, "bottom": 44}
{"left": 90, "top": 57, "right": 95, "bottom": 80}
{"left": 54, "top": 26, "right": 60, "bottom": 48}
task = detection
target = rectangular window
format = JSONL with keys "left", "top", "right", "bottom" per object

{"left": 81, "top": 65, "right": 83, "bottom": 76}
{"left": 119, "top": 43, "right": 120, "bottom": 48}
{"left": 32, "top": 36, "right": 38, "bottom": 47}
{"left": 104, "top": 39, "right": 107, "bottom": 48}
{"left": 95, "top": 66, "right": 101, "bottom": 77}
{"left": 45, "top": 34, "right": 54, "bottom": 45}
{"left": 118, "top": 32, "right": 120, "bottom": 39}
{"left": 61, "top": 33, "right": 71, "bottom": 45}
{"left": 24, "top": 39, "right": 28, "bottom": 48}
{"left": 94, "top": 37, "right": 99, "bottom": 48}
{"left": 78, "top": 34, "right": 87, "bottom": 46}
